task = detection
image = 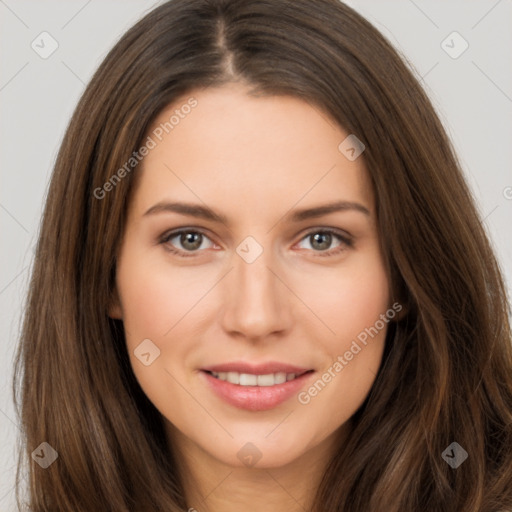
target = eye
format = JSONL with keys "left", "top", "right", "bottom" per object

{"left": 159, "top": 229, "right": 216, "bottom": 257}
{"left": 295, "top": 229, "right": 353, "bottom": 257}
{"left": 159, "top": 227, "right": 353, "bottom": 258}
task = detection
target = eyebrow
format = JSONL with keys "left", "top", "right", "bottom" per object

{"left": 143, "top": 200, "right": 370, "bottom": 224}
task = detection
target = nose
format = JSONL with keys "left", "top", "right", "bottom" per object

{"left": 220, "top": 244, "right": 293, "bottom": 341}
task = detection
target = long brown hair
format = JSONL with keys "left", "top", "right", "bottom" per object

{"left": 14, "top": 0, "right": 512, "bottom": 510}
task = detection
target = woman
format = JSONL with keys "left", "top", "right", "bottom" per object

{"left": 14, "top": 0, "right": 512, "bottom": 510}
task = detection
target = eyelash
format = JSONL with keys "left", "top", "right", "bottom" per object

{"left": 158, "top": 228, "right": 353, "bottom": 258}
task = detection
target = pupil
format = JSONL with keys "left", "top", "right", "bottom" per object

{"left": 312, "top": 232, "right": 331, "bottom": 250}
{"left": 182, "top": 232, "right": 201, "bottom": 250}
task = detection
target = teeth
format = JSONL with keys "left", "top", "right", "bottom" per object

{"left": 226, "top": 371, "right": 239, "bottom": 384}
{"left": 239, "top": 373, "right": 258, "bottom": 386}
{"left": 210, "top": 371, "right": 299, "bottom": 386}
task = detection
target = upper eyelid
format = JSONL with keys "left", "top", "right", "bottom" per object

{"left": 160, "top": 227, "right": 216, "bottom": 244}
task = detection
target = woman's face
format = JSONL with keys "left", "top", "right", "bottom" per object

{"left": 111, "top": 83, "right": 391, "bottom": 469}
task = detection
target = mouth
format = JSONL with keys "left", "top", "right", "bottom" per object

{"left": 199, "top": 363, "right": 315, "bottom": 411}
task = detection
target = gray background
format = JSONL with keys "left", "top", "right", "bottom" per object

{"left": 1, "top": 1, "right": 511, "bottom": 509}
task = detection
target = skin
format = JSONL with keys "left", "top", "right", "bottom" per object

{"left": 110, "top": 82, "right": 391, "bottom": 511}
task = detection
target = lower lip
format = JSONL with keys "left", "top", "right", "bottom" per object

{"left": 200, "top": 370, "right": 314, "bottom": 411}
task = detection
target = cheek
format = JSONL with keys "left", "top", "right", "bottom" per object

{"left": 296, "top": 310, "right": 388, "bottom": 446}
{"left": 293, "top": 251, "right": 389, "bottom": 418}
{"left": 116, "top": 249, "right": 218, "bottom": 404}
{"left": 115, "top": 250, "right": 210, "bottom": 416}
{"left": 116, "top": 250, "right": 213, "bottom": 343}
{"left": 294, "top": 251, "right": 390, "bottom": 347}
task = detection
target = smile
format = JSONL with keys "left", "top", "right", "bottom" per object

{"left": 206, "top": 370, "right": 309, "bottom": 386}
{"left": 200, "top": 365, "right": 315, "bottom": 411}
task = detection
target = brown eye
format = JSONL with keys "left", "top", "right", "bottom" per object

{"left": 309, "top": 232, "right": 333, "bottom": 251}
{"left": 160, "top": 229, "right": 215, "bottom": 256}
{"left": 178, "top": 231, "right": 203, "bottom": 251}
{"left": 296, "top": 229, "right": 353, "bottom": 257}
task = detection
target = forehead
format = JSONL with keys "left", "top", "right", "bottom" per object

{"left": 130, "top": 83, "right": 373, "bottom": 218}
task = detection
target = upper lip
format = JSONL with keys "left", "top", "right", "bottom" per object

{"left": 201, "top": 361, "right": 313, "bottom": 375}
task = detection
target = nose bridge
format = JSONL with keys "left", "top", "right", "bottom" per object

{"left": 220, "top": 236, "right": 291, "bottom": 338}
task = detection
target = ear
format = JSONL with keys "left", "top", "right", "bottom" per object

{"left": 108, "top": 286, "right": 123, "bottom": 319}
